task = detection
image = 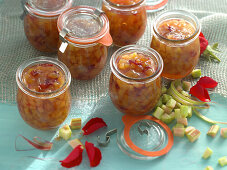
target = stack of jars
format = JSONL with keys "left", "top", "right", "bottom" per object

{"left": 17, "top": 0, "right": 201, "bottom": 130}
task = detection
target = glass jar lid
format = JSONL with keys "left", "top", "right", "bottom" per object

{"left": 58, "top": 6, "right": 112, "bottom": 45}
{"left": 117, "top": 115, "right": 174, "bottom": 160}
{"left": 24, "top": 0, "right": 73, "bottom": 17}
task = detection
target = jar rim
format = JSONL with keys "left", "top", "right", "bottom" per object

{"left": 110, "top": 45, "right": 163, "bottom": 83}
{"left": 153, "top": 10, "right": 201, "bottom": 42}
{"left": 16, "top": 57, "right": 71, "bottom": 99}
{"left": 57, "top": 6, "right": 110, "bottom": 44}
{"left": 103, "top": 0, "right": 145, "bottom": 8}
{"left": 24, "top": 0, "right": 73, "bottom": 17}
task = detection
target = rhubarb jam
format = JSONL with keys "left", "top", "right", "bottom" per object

{"left": 16, "top": 57, "right": 71, "bottom": 130}
{"left": 109, "top": 45, "right": 163, "bottom": 115}
{"left": 150, "top": 10, "right": 201, "bottom": 79}
{"left": 102, "top": 0, "right": 147, "bottom": 46}
{"left": 57, "top": 6, "right": 111, "bottom": 80}
{"left": 23, "top": 0, "right": 72, "bottom": 52}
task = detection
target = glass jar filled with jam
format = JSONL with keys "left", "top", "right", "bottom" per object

{"left": 150, "top": 10, "right": 201, "bottom": 79}
{"left": 22, "top": 0, "right": 73, "bottom": 53}
{"left": 102, "top": 0, "right": 147, "bottom": 47}
{"left": 109, "top": 45, "right": 163, "bottom": 115}
{"left": 16, "top": 57, "right": 71, "bottom": 130}
{"left": 57, "top": 6, "right": 112, "bottom": 80}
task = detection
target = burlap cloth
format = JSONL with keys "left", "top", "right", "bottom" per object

{"left": 0, "top": 0, "right": 226, "bottom": 105}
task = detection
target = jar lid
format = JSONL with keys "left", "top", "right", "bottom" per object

{"left": 24, "top": 0, "right": 73, "bottom": 17}
{"left": 57, "top": 6, "right": 112, "bottom": 46}
{"left": 117, "top": 115, "right": 174, "bottom": 159}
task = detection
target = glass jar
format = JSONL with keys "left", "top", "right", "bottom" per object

{"left": 150, "top": 10, "right": 201, "bottom": 79}
{"left": 109, "top": 45, "right": 163, "bottom": 115}
{"left": 102, "top": 0, "right": 147, "bottom": 47}
{"left": 57, "top": 6, "right": 112, "bottom": 80}
{"left": 22, "top": 0, "right": 73, "bottom": 53}
{"left": 16, "top": 57, "right": 71, "bottom": 130}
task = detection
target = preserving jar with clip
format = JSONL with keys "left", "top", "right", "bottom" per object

{"left": 150, "top": 10, "right": 201, "bottom": 79}
{"left": 16, "top": 57, "right": 71, "bottom": 130}
{"left": 21, "top": 0, "right": 73, "bottom": 53}
{"left": 57, "top": 6, "right": 112, "bottom": 80}
{"left": 109, "top": 45, "right": 163, "bottom": 115}
{"left": 102, "top": 0, "right": 147, "bottom": 47}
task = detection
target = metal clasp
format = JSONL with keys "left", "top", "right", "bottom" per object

{"left": 59, "top": 28, "right": 69, "bottom": 53}
{"left": 97, "top": 128, "right": 117, "bottom": 147}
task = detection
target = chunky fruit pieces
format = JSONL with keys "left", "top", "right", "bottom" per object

{"left": 186, "top": 128, "right": 201, "bottom": 142}
{"left": 207, "top": 125, "right": 219, "bottom": 137}
{"left": 202, "top": 147, "right": 213, "bottom": 159}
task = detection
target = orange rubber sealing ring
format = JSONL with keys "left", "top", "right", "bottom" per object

{"left": 145, "top": 0, "right": 168, "bottom": 11}
{"left": 122, "top": 114, "right": 173, "bottom": 157}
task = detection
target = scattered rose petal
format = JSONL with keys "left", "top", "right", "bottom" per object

{"left": 15, "top": 135, "right": 53, "bottom": 151}
{"left": 82, "top": 117, "right": 107, "bottom": 135}
{"left": 60, "top": 145, "right": 84, "bottom": 168}
{"left": 199, "top": 32, "right": 209, "bottom": 54}
{"left": 197, "top": 76, "right": 218, "bottom": 88}
{"left": 85, "top": 141, "right": 102, "bottom": 167}
{"left": 189, "top": 84, "right": 211, "bottom": 102}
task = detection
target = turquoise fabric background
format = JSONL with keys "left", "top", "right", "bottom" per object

{"left": 0, "top": 94, "right": 227, "bottom": 170}
{"left": 0, "top": 0, "right": 227, "bottom": 169}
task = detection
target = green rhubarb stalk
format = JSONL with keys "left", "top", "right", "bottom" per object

{"left": 202, "top": 43, "right": 221, "bottom": 62}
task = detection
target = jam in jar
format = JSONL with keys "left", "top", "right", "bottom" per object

{"left": 16, "top": 57, "right": 71, "bottom": 130}
{"left": 150, "top": 10, "right": 201, "bottom": 79}
{"left": 102, "top": 0, "right": 147, "bottom": 46}
{"left": 22, "top": 0, "right": 72, "bottom": 53}
{"left": 57, "top": 6, "right": 112, "bottom": 80}
{"left": 109, "top": 45, "right": 163, "bottom": 115}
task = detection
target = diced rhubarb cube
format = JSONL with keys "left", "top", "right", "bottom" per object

{"left": 153, "top": 107, "right": 164, "bottom": 119}
{"left": 187, "top": 129, "right": 201, "bottom": 142}
{"left": 221, "top": 128, "right": 227, "bottom": 138}
{"left": 207, "top": 125, "right": 220, "bottom": 138}
{"left": 218, "top": 156, "right": 227, "bottom": 167}
{"left": 59, "top": 125, "right": 72, "bottom": 140}
{"left": 202, "top": 147, "right": 213, "bottom": 159}
{"left": 68, "top": 138, "right": 84, "bottom": 149}
{"left": 166, "top": 98, "right": 177, "bottom": 109}
{"left": 185, "top": 126, "right": 196, "bottom": 135}
{"left": 177, "top": 117, "right": 188, "bottom": 126}
{"left": 173, "top": 127, "right": 185, "bottom": 137}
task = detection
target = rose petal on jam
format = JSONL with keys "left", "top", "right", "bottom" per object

{"left": 85, "top": 141, "right": 102, "bottom": 167}
{"left": 60, "top": 145, "right": 84, "bottom": 168}
{"left": 197, "top": 76, "right": 218, "bottom": 89}
{"left": 30, "top": 70, "right": 39, "bottom": 77}
{"left": 189, "top": 84, "right": 211, "bottom": 102}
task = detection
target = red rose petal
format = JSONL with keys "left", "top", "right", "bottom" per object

{"left": 82, "top": 117, "right": 107, "bottom": 135}
{"left": 199, "top": 32, "right": 209, "bottom": 54}
{"left": 197, "top": 76, "right": 218, "bottom": 88}
{"left": 189, "top": 84, "right": 211, "bottom": 102}
{"left": 85, "top": 141, "right": 102, "bottom": 167}
{"left": 59, "top": 145, "right": 83, "bottom": 168}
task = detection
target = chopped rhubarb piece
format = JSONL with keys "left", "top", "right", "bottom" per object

{"left": 191, "top": 69, "right": 201, "bottom": 78}
{"left": 180, "top": 105, "right": 192, "bottom": 118}
{"left": 202, "top": 147, "right": 213, "bottom": 159}
{"left": 162, "top": 94, "right": 172, "bottom": 104}
{"left": 177, "top": 117, "right": 188, "bottom": 126}
{"left": 161, "top": 105, "right": 172, "bottom": 114}
{"left": 185, "top": 126, "right": 196, "bottom": 135}
{"left": 218, "top": 156, "right": 227, "bottom": 167}
{"left": 173, "top": 127, "right": 185, "bottom": 137}
{"left": 156, "top": 97, "right": 163, "bottom": 107}
{"left": 182, "top": 81, "right": 191, "bottom": 91}
{"left": 174, "top": 109, "right": 182, "bottom": 119}
{"left": 70, "top": 118, "right": 82, "bottom": 130}
{"left": 207, "top": 125, "right": 220, "bottom": 137}
{"left": 186, "top": 129, "right": 201, "bottom": 142}
{"left": 166, "top": 98, "right": 177, "bottom": 109}
{"left": 221, "top": 128, "right": 227, "bottom": 138}
{"left": 59, "top": 125, "right": 72, "bottom": 140}
{"left": 204, "top": 166, "right": 213, "bottom": 170}
{"left": 161, "top": 113, "right": 174, "bottom": 124}
{"left": 161, "top": 86, "right": 167, "bottom": 94}
{"left": 68, "top": 138, "right": 84, "bottom": 149}
{"left": 153, "top": 107, "right": 164, "bottom": 119}
{"left": 175, "top": 102, "right": 182, "bottom": 109}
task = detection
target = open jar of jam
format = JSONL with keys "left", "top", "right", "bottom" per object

{"left": 109, "top": 45, "right": 163, "bottom": 115}
{"left": 57, "top": 6, "right": 112, "bottom": 80}
{"left": 16, "top": 57, "right": 71, "bottom": 130}
{"left": 22, "top": 0, "right": 73, "bottom": 53}
{"left": 150, "top": 10, "right": 201, "bottom": 79}
{"left": 102, "top": 0, "right": 147, "bottom": 47}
